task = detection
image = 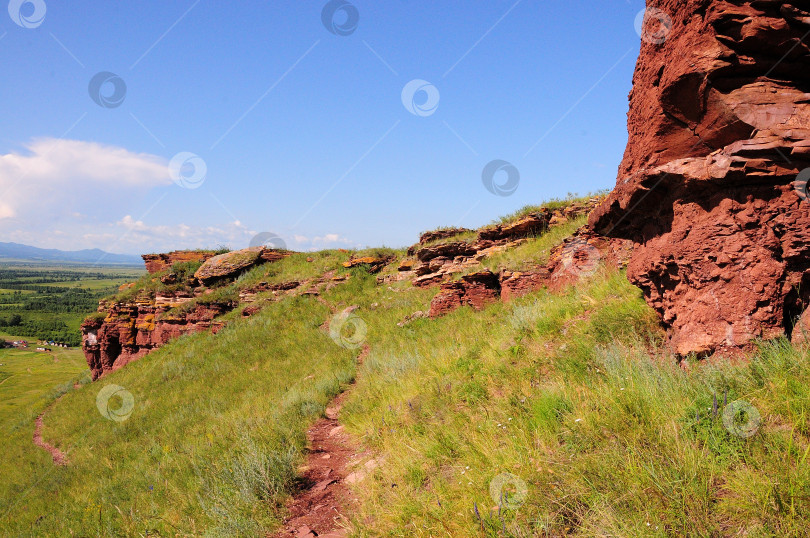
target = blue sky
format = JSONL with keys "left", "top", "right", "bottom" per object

{"left": 0, "top": 0, "right": 648, "bottom": 254}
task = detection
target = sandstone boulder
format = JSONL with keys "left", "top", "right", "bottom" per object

{"left": 194, "top": 247, "right": 264, "bottom": 285}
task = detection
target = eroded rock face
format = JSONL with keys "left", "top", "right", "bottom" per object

{"left": 498, "top": 227, "right": 633, "bottom": 302}
{"left": 428, "top": 271, "right": 501, "bottom": 317}
{"left": 83, "top": 247, "right": 295, "bottom": 379}
{"left": 478, "top": 212, "right": 551, "bottom": 242}
{"left": 342, "top": 255, "right": 394, "bottom": 274}
{"left": 82, "top": 299, "right": 231, "bottom": 379}
{"left": 590, "top": 0, "right": 810, "bottom": 355}
{"left": 142, "top": 251, "right": 215, "bottom": 274}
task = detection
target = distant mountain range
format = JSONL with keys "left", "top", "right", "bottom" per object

{"left": 0, "top": 242, "right": 142, "bottom": 265}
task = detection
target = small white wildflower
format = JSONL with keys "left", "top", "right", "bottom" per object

{"left": 574, "top": 418, "right": 582, "bottom": 423}
{"left": 465, "top": 466, "right": 469, "bottom": 469}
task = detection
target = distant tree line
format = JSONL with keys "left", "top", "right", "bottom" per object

{"left": 0, "top": 288, "right": 113, "bottom": 313}
{"left": 0, "top": 267, "right": 136, "bottom": 347}
{"left": 0, "top": 316, "right": 80, "bottom": 346}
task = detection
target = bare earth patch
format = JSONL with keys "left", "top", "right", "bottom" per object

{"left": 273, "top": 344, "right": 369, "bottom": 538}
{"left": 33, "top": 410, "right": 67, "bottom": 466}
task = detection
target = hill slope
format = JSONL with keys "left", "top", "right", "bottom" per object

{"left": 0, "top": 200, "right": 808, "bottom": 536}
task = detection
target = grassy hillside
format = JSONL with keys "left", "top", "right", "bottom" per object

{"left": 0, "top": 209, "right": 808, "bottom": 536}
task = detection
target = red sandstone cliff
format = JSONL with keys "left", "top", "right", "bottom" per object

{"left": 82, "top": 247, "right": 290, "bottom": 379}
{"left": 591, "top": 0, "right": 810, "bottom": 355}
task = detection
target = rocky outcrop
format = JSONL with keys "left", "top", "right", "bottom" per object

{"left": 83, "top": 246, "right": 294, "bottom": 379}
{"left": 428, "top": 271, "right": 501, "bottom": 317}
{"left": 342, "top": 255, "right": 394, "bottom": 274}
{"left": 194, "top": 247, "right": 289, "bottom": 285}
{"left": 590, "top": 0, "right": 810, "bottom": 356}
{"left": 415, "top": 242, "right": 479, "bottom": 262}
{"left": 82, "top": 299, "right": 231, "bottom": 379}
{"left": 142, "top": 251, "right": 215, "bottom": 274}
{"left": 544, "top": 227, "right": 634, "bottom": 290}
{"left": 479, "top": 212, "right": 551, "bottom": 242}
{"left": 499, "top": 269, "right": 551, "bottom": 302}
{"left": 399, "top": 198, "right": 606, "bottom": 290}
{"left": 418, "top": 227, "right": 472, "bottom": 245}
{"left": 430, "top": 226, "right": 632, "bottom": 316}
{"left": 407, "top": 228, "right": 473, "bottom": 255}
{"left": 238, "top": 281, "right": 300, "bottom": 303}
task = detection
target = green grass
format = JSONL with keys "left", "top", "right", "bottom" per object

{"left": 338, "top": 269, "right": 810, "bottom": 536}
{"left": 0, "top": 211, "right": 808, "bottom": 536}
{"left": 0, "top": 283, "right": 359, "bottom": 535}
{"left": 0, "top": 346, "right": 89, "bottom": 431}
{"left": 493, "top": 192, "right": 606, "bottom": 224}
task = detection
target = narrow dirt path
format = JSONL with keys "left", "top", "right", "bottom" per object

{"left": 274, "top": 342, "right": 369, "bottom": 538}
{"left": 33, "top": 405, "right": 68, "bottom": 466}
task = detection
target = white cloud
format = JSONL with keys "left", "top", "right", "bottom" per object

{"left": 88, "top": 217, "right": 255, "bottom": 252}
{"left": 0, "top": 202, "right": 14, "bottom": 220}
{"left": 0, "top": 138, "right": 364, "bottom": 255}
{"left": 0, "top": 138, "right": 171, "bottom": 221}
{"left": 292, "top": 233, "right": 358, "bottom": 251}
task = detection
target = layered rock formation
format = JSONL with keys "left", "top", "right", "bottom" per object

{"left": 392, "top": 198, "right": 605, "bottom": 289}
{"left": 142, "top": 251, "right": 215, "bottom": 274}
{"left": 428, "top": 226, "right": 632, "bottom": 317}
{"left": 83, "top": 247, "right": 291, "bottom": 379}
{"left": 428, "top": 271, "right": 501, "bottom": 317}
{"left": 342, "top": 255, "right": 395, "bottom": 274}
{"left": 82, "top": 299, "right": 230, "bottom": 379}
{"left": 590, "top": 0, "right": 810, "bottom": 355}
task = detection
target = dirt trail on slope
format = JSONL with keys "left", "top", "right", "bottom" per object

{"left": 33, "top": 399, "right": 68, "bottom": 466}
{"left": 274, "top": 339, "right": 369, "bottom": 538}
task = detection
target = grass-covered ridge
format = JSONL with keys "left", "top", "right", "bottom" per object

{"left": 1, "top": 199, "right": 808, "bottom": 536}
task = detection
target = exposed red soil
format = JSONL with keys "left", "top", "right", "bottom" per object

{"left": 33, "top": 408, "right": 67, "bottom": 466}
{"left": 273, "top": 345, "right": 369, "bottom": 538}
